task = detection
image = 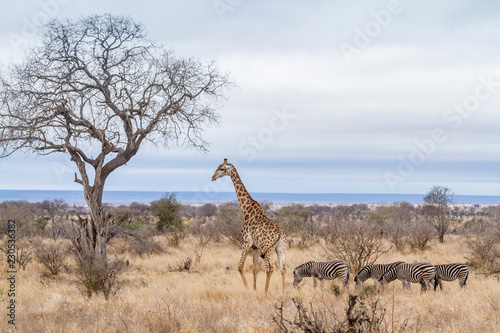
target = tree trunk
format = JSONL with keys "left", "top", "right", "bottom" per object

{"left": 438, "top": 230, "right": 444, "bottom": 243}
{"left": 72, "top": 174, "right": 108, "bottom": 266}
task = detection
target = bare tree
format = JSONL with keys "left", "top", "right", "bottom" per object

{"left": 0, "top": 15, "right": 230, "bottom": 264}
{"left": 423, "top": 185, "right": 453, "bottom": 243}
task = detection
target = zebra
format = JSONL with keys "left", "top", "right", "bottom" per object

{"left": 354, "top": 261, "right": 405, "bottom": 289}
{"left": 379, "top": 263, "right": 435, "bottom": 294}
{"left": 293, "top": 260, "right": 349, "bottom": 290}
{"left": 434, "top": 263, "right": 469, "bottom": 291}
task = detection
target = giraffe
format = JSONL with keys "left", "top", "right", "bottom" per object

{"left": 212, "top": 159, "right": 286, "bottom": 294}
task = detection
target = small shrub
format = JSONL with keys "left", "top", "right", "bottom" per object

{"left": 74, "top": 254, "right": 126, "bottom": 300}
{"left": 168, "top": 230, "right": 187, "bottom": 247}
{"left": 17, "top": 242, "right": 34, "bottom": 271}
{"left": 34, "top": 217, "right": 49, "bottom": 233}
{"left": 35, "top": 242, "right": 68, "bottom": 276}
{"left": 329, "top": 282, "right": 342, "bottom": 297}
{"left": 360, "top": 284, "right": 378, "bottom": 299}
{"left": 122, "top": 218, "right": 142, "bottom": 231}
{"left": 151, "top": 193, "right": 183, "bottom": 232}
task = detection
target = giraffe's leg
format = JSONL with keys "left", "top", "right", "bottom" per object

{"left": 252, "top": 249, "right": 260, "bottom": 291}
{"left": 238, "top": 243, "right": 252, "bottom": 289}
{"left": 263, "top": 251, "right": 274, "bottom": 294}
{"left": 275, "top": 238, "right": 286, "bottom": 293}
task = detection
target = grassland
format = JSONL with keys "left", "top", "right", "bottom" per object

{"left": 1, "top": 234, "right": 499, "bottom": 332}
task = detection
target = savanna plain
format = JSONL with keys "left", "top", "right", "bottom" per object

{"left": 0, "top": 200, "right": 499, "bottom": 333}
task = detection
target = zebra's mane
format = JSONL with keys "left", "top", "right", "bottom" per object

{"left": 295, "top": 261, "right": 315, "bottom": 270}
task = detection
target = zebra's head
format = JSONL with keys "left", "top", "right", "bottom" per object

{"left": 354, "top": 264, "right": 372, "bottom": 287}
{"left": 293, "top": 261, "right": 314, "bottom": 287}
{"left": 212, "top": 159, "right": 234, "bottom": 181}
{"left": 379, "top": 266, "right": 397, "bottom": 286}
{"left": 378, "top": 275, "right": 388, "bottom": 287}
{"left": 293, "top": 268, "right": 303, "bottom": 287}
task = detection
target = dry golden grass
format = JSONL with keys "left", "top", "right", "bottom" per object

{"left": 1, "top": 235, "right": 499, "bottom": 332}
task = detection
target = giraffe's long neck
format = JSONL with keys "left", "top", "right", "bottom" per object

{"left": 229, "top": 168, "right": 263, "bottom": 220}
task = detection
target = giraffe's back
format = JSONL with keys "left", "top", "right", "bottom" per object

{"left": 244, "top": 214, "right": 283, "bottom": 252}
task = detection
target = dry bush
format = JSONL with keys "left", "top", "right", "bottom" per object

{"left": 372, "top": 203, "right": 433, "bottom": 252}
{"left": 0, "top": 200, "right": 41, "bottom": 237}
{"left": 35, "top": 242, "right": 69, "bottom": 276}
{"left": 16, "top": 240, "right": 35, "bottom": 271}
{"left": 111, "top": 230, "right": 164, "bottom": 257}
{"left": 372, "top": 204, "right": 409, "bottom": 251}
{"left": 323, "top": 218, "right": 390, "bottom": 274}
{"left": 197, "top": 203, "right": 218, "bottom": 218}
{"left": 212, "top": 202, "right": 244, "bottom": 247}
{"left": 108, "top": 205, "right": 136, "bottom": 226}
{"left": 465, "top": 216, "right": 500, "bottom": 274}
{"left": 275, "top": 204, "right": 318, "bottom": 248}
{"left": 189, "top": 216, "right": 221, "bottom": 247}
{"left": 168, "top": 230, "right": 187, "bottom": 247}
{"left": 129, "top": 236, "right": 163, "bottom": 257}
{"left": 406, "top": 216, "right": 434, "bottom": 251}
{"left": 273, "top": 295, "right": 394, "bottom": 333}
{"left": 73, "top": 253, "right": 127, "bottom": 300}
{"left": 0, "top": 238, "right": 35, "bottom": 271}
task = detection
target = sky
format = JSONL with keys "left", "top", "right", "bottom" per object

{"left": 0, "top": 0, "right": 500, "bottom": 196}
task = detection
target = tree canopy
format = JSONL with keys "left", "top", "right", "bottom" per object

{"left": 0, "top": 14, "right": 230, "bottom": 194}
{"left": 0, "top": 14, "right": 231, "bottom": 263}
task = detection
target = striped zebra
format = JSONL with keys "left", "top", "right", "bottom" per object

{"left": 434, "top": 263, "right": 469, "bottom": 291}
{"left": 293, "top": 260, "right": 349, "bottom": 290}
{"left": 379, "top": 263, "right": 435, "bottom": 294}
{"left": 354, "top": 261, "right": 405, "bottom": 289}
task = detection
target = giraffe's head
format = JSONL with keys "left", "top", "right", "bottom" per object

{"left": 212, "top": 158, "right": 234, "bottom": 181}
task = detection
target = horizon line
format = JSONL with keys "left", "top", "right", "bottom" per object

{"left": 1, "top": 188, "right": 500, "bottom": 197}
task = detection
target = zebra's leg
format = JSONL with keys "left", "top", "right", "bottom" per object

{"left": 238, "top": 243, "right": 252, "bottom": 289}
{"left": 460, "top": 272, "right": 468, "bottom": 288}
{"left": 263, "top": 250, "right": 274, "bottom": 294}
{"left": 402, "top": 281, "right": 411, "bottom": 295}
{"left": 252, "top": 249, "right": 260, "bottom": 291}
{"left": 313, "top": 277, "right": 318, "bottom": 288}
{"left": 424, "top": 279, "right": 430, "bottom": 292}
